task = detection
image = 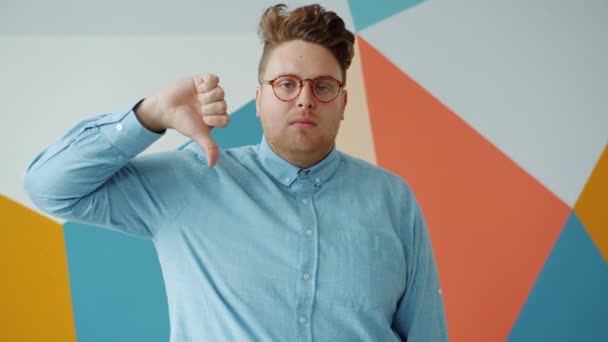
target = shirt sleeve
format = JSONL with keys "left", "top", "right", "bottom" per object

{"left": 23, "top": 102, "right": 191, "bottom": 239}
{"left": 392, "top": 197, "right": 449, "bottom": 341}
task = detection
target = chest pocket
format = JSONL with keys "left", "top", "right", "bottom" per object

{"left": 316, "top": 229, "right": 406, "bottom": 313}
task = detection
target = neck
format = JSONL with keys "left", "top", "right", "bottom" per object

{"left": 272, "top": 144, "right": 333, "bottom": 169}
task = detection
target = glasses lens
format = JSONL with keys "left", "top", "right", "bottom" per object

{"left": 271, "top": 75, "right": 341, "bottom": 102}
{"left": 312, "top": 77, "right": 341, "bottom": 102}
{"left": 272, "top": 76, "right": 301, "bottom": 101}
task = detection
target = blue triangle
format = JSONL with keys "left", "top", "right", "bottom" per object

{"left": 348, "top": 0, "right": 425, "bottom": 32}
{"left": 64, "top": 222, "right": 169, "bottom": 342}
{"left": 211, "top": 99, "right": 262, "bottom": 148}
{"left": 508, "top": 213, "right": 608, "bottom": 342}
{"left": 178, "top": 99, "right": 262, "bottom": 151}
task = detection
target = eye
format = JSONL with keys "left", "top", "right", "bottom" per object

{"left": 275, "top": 77, "right": 298, "bottom": 90}
{"left": 279, "top": 81, "right": 294, "bottom": 89}
{"left": 315, "top": 83, "right": 331, "bottom": 93}
{"left": 314, "top": 77, "right": 340, "bottom": 94}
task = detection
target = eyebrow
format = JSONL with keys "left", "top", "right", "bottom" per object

{"left": 273, "top": 73, "right": 340, "bottom": 80}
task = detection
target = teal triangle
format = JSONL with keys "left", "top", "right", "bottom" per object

{"left": 64, "top": 222, "right": 169, "bottom": 342}
{"left": 348, "top": 0, "right": 425, "bottom": 32}
{"left": 210, "top": 99, "right": 262, "bottom": 148}
{"left": 508, "top": 212, "right": 608, "bottom": 342}
{"left": 178, "top": 99, "right": 262, "bottom": 151}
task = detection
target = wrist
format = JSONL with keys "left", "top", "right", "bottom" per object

{"left": 134, "top": 96, "right": 166, "bottom": 133}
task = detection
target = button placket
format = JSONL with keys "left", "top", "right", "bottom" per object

{"left": 293, "top": 177, "right": 318, "bottom": 341}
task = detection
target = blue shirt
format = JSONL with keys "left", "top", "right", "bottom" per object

{"left": 24, "top": 104, "right": 448, "bottom": 341}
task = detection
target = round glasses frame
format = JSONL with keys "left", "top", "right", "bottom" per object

{"left": 260, "top": 75, "right": 344, "bottom": 103}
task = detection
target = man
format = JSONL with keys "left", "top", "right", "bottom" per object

{"left": 25, "top": 4, "right": 447, "bottom": 341}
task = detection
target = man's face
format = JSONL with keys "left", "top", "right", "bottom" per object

{"left": 256, "top": 39, "right": 347, "bottom": 164}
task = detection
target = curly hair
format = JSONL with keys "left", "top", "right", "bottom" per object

{"left": 257, "top": 3, "right": 355, "bottom": 84}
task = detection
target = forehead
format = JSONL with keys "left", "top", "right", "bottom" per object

{"left": 263, "top": 40, "right": 341, "bottom": 80}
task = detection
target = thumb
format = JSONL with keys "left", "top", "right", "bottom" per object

{"left": 192, "top": 130, "right": 219, "bottom": 167}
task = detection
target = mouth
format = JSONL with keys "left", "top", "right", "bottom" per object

{"left": 290, "top": 119, "right": 317, "bottom": 128}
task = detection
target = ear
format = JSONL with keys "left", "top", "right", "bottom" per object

{"left": 340, "top": 89, "right": 348, "bottom": 120}
{"left": 255, "top": 87, "right": 261, "bottom": 117}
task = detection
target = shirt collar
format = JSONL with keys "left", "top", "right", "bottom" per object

{"left": 257, "top": 136, "right": 340, "bottom": 187}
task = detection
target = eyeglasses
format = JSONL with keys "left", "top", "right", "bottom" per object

{"left": 260, "top": 75, "right": 344, "bottom": 103}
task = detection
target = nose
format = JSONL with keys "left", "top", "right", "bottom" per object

{"left": 296, "top": 81, "right": 316, "bottom": 109}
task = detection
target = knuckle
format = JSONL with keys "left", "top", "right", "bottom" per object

{"left": 199, "top": 83, "right": 212, "bottom": 94}
{"left": 217, "top": 115, "right": 229, "bottom": 128}
{"left": 200, "top": 104, "right": 208, "bottom": 116}
{"left": 216, "top": 86, "right": 225, "bottom": 99}
{"left": 197, "top": 93, "right": 209, "bottom": 104}
{"left": 218, "top": 101, "right": 227, "bottom": 112}
{"left": 205, "top": 74, "right": 218, "bottom": 87}
{"left": 202, "top": 115, "right": 214, "bottom": 126}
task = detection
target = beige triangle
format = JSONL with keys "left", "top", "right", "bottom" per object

{"left": 336, "top": 40, "right": 377, "bottom": 165}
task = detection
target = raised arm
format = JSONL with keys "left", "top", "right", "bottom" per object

{"left": 23, "top": 74, "right": 229, "bottom": 238}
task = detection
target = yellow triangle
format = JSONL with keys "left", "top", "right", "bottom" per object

{"left": 575, "top": 144, "right": 608, "bottom": 263}
{"left": 0, "top": 195, "right": 76, "bottom": 341}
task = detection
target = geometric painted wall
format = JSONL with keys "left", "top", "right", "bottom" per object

{"left": 1, "top": 1, "right": 607, "bottom": 341}
{"left": 0, "top": 195, "right": 75, "bottom": 341}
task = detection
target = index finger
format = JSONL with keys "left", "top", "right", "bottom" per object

{"left": 194, "top": 74, "right": 220, "bottom": 94}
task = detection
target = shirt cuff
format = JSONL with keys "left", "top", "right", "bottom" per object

{"left": 99, "top": 102, "right": 164, "bottom": 158}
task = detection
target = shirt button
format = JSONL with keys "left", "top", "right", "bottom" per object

{"left": 303, "top": 273, "right": 311, "bottom": 280}
{"left": 315, "top": 178, "right": 321, "bottom": 183}
{"left": 299, "top": 316, "right": 306, "bottom": 324}
{"left": 284, "top": 177, "right": 290, "bottom": 184}
{"left": 115, "top": 123, "right": 123, "bottom": 131}
{"left": 302, "top": 198, "right": 308, "bottom": 204}
{"left": 305, "top": 229, "right": 313, "bottom": 236}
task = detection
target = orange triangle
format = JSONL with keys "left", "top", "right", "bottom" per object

{"left": 358, "top": 36, "right": 570, "bottom": 341}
